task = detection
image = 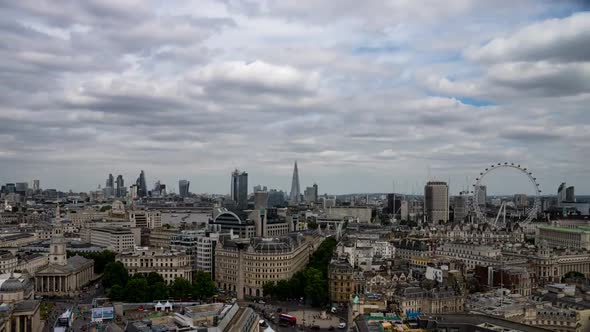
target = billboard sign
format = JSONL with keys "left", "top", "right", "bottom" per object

{"left": 425, "top": 267, "right": 443, "bottom": 283}
{"left": 91, "top": 307, "right": 114, "bottom": 322}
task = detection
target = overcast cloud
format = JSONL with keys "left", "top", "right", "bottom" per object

{"left": 0, "top": 0, "right": 589, "bottom": 195}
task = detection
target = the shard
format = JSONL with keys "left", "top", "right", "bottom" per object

{"left": 289, "top": 161, "right": 301, "bottom": 205}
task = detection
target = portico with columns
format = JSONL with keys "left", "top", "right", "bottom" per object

{"left": 34, "top": 236, "right": 94, "bottom": 297}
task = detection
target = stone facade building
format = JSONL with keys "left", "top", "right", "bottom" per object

{"left": 34, "top": 236, "right": 94, "bottom": 297}
{"left": 215, "top": 234, "right": 316, "bottom": 299}
{"left": 117, "top": 247, "right": 192, "bottom": 284}
{"left": 328, "top": 259, "right": 365, "bottom": 304}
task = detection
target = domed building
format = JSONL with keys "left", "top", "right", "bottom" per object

{"left": 0, "top": 272, "right": 34, "bottom": 303}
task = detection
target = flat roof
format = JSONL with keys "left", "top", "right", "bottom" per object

{"left": 539, "top": 226, "right": 590, "bottom": 234}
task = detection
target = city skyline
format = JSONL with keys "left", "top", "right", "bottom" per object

{"left": 0, "top": 1, "right": 589, "bottom": 194}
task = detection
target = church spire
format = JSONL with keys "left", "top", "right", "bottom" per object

{"left": 289, "top": 161, "right": 301, "bottom": 205}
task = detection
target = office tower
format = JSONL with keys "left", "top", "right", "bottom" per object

{"left": 5, "top": 183, "right": 15, "bottom": 193}
{"left": 136, "top": 170, "right": 147, "bottom": 197}
{"left": 304, "top": 186, "right": 318, "bottom": 203}
{"left": 116, "top": 175, "right": 125, "bottom": 197}
{"left": 476, "top": 185, "right": 487, "bottom": 206}
{"left": 32, "top": 180, "right": 40, "bottom": 191}
{"left": 179, "top": 180, "right": 190, "bottom": 198}
{"left": 130, "top": 184, "right": 138, "bottom": 200}
{"left": 424, "top": 181, "right": 449, "bottom": 225}
{"left": 106, "top": 173, "right": 114, "bottom": 189}
{"left": 387, "top": 193, "right": 402, "bottom": 215}
{"left": 289, "top": 161, "right": 301, "bottom": 205}
{"left": 253, "top": 185, "right": 262, "bottom": 193}
{"left": 268, "top": 189, "right": 286, "bottom": 208}
{"left": 514, "top": 194, "right": 528, "bottom": 208}
{"left": 452, "top": 192, "right": 470, "bottom": 223}
{"left": 566, "top": 186, "right": 575, "bottom": 202}
{"left": 254, "top": 191, "right": 269, "bottom": 210}
{"left": 15, "top": 182, "right": 28, "bottom": 194}
{"left": 557, "top": 182, "right": 567, "bottom": 207}
{"left": 231, "top": 169, "right": 248, "bottom": 211}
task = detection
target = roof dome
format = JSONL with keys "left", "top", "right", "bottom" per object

{"left": 0, "top": 276, "right": 24, "bottom": 292}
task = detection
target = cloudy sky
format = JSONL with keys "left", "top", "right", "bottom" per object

{"left": 1, "top": 0, "right": 589, "bottom": 195}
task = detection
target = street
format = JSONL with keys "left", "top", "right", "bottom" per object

{"left": 41, "top": 281, "right": 106, "bottom": 332}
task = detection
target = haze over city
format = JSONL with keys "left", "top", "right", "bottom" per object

{"left": 1, "top": 1, "right": 589, "bottom": 194}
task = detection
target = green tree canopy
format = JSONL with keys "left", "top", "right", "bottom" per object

{"left": 124, "top": 278, "right": 149, "bottom": 302}
{"left": 150, "top": 282, "right": 169, "bottom": 301}
{"left": 170, "top": 277, "right": 192, "bottom": 299}
{"left": 192, "top": 271, "right": 216, "bottom": 300}
{"left": 102, "top": 262, "right": 128, "bottom": 288}
{"left": 146, "top": 272, "right": 165, "bottom": 286}
{"left": 108, "top": 284, "right": 125, "bottom": 301}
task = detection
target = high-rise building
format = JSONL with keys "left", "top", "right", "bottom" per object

{"left": 115, "top": 175, "right": 125, "bottom": 197}
{"left": 476, "top": 185, "right": 487, "bottom": 206}
{"left": 15, "top": 182, "right": 28, "bottom": 194}
{"left": 289, "top": 161, "right": 301, "bottom": 205}
{"left": 136, "top": 170, "right": 147, "bottom": 198}
{"left": 452, "top": 192, "right": 470, "bottom": 223}
{"left": 304, "top": 183, "right": 318, "bottom": 203}
{"left": 424, "top": 181, "right": 449, "bottom": 225}
{"left": 32, "top": 179, "right": 40, "bottom": 191}
{"left": 268, "top": 189, "right": 286, "bottom": 208}
{"left": 106, "top": 173, "right": 114, "bottom": 189}
{"left": 179, "top": 180, "right": 190, "bottom": 198}
{"left": 566, "top": 186, "right": 575, "bottom": 202}
{"left": 557, "top": 182, "right": 567, "bottom": 207}
{"left": 231, "top": 169, "right": 248, "bottom": 211}
{"left": 514, "top": 194, "right": 528, "bottom": 208}
{"left": 386, "top": 193, "right": 402, "bottom": 215}
{"left": 254, "top": 191, "right": 269, "bottom": 210}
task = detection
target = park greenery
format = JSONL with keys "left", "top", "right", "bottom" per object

{"left": 263, "top": 237, "right": 337, "bottom": 307}
{"left": 102, "top": 262, "right": 217, "bottom": 303}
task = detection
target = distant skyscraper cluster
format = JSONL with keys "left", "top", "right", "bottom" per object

{"left": 103, "top": 173, "right": 126, "bottom": 198}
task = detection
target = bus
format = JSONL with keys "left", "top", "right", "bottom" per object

{"left": 54, "top": 309, "right": 74, "bottom": 332}
{"left": 278, "top": 314, "right": 297, "bottom": 326}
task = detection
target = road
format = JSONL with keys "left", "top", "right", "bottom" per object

{"left": 41, "top": 280, "right": 105, "bottom": 332}
{"left": 247, "top": 300, "right": 348, "bottom": 332}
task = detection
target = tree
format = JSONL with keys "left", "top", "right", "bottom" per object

{"left": 102, "top": 262, "right": 128, "bottom": 288}
{"left": 274, "top": 279, "right": 291, "bottom": 300}
{"left": 124, "top": 277, "right": 149, "bottom": 302}
{"left": 150, "top": 282, "right": 169, "bottom": 301}
{"left": 170, "top": 277, "right": 192, "bottom": 299}
{"left": 192, "top": 271, "right": 216, "bottom": 300}
{"left": 109, "top": 284, "right": 125, "bottom": 301}
{"left": 100, "top": 205, "right": 112, "bottom": 212}
{"left": 147, "top": 272, "right": 165, "bottom": 286}
{"left": 304, "top": 267, "right": 327, "bottom": 306}
{"left": 262, "top": 282, "right": 275, "bottom": 298}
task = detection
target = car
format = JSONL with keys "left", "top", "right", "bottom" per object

{"left": 258, "top": 319, "right": 268, "bottom": 327}
{"left": 331, "top": 306, "right": 338, "bottom": 313}
{"left": 258, "top": 300, "right": 265, "bottom": 304}
{"left": 338, "top": 322, "right": 347, "bottom": 329}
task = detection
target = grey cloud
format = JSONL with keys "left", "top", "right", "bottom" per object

{"left": 466, "top": 12, "right": 590, "bottom": 63}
